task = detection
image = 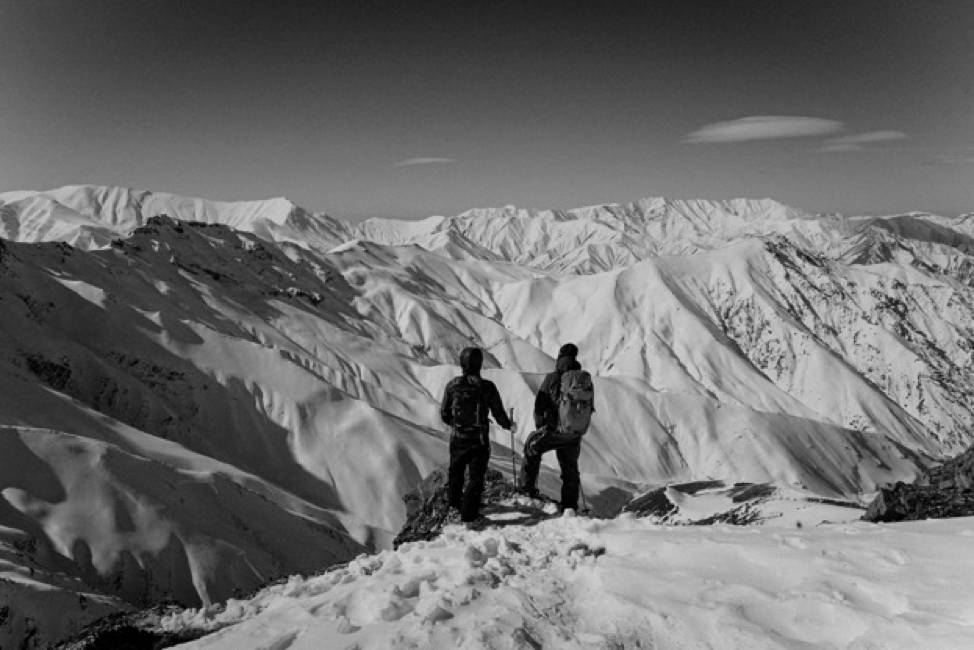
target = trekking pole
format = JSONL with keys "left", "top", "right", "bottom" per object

{"left": 509, "top": 407, "right": 517, "bottom": 486}
{"left": 580, "top": 482, "right": 589, "bottom": 514}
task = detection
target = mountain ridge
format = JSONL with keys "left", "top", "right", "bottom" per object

{"left": 9, "top": 184, "right": 972, "bottom": 276}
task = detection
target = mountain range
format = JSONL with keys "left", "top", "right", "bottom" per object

{"left": 2, "top": 185, "right": 972, "bottom": 646}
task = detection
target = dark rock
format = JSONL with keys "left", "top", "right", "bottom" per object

{"left": 623, "top": 480, "right": 730, "bottom": 519}
{"left": 863, "top": 445, "right": 974, "bottom": 522}
{"left": 393, "top": 465, "right": 559, "bottom": 549}
{"left": 401, "top": 466, "right": 450, "bottom": 520}
{"left": 395, "top": 466, "right": 509, "bottom": 548}
{"left": 621, "top": 485, "right": 678, "bottom": 519}
{"left": 621, "top": 480, "right": 831, "bottom": 525}
{"left": 729, "top": 482, "right": 777, "bottom": 503}
{"left": 53, "top": 604, "right": 206, "bottom": 650}
{"left": 692, "top": 504, "right": 761, "bottom": 526}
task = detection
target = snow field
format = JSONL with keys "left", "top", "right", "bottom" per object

{"left": 171, "top": 515, "right": 974, "bottom": 649}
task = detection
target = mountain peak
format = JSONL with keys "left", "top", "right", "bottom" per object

{"left": 0, "top": 185, "right": 348, "bottom": 250}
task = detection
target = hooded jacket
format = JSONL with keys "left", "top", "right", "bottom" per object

{"left": 533, "top": 354, "right": 582, "bottom": 431}
{"left": 440, "top": 347, "right": 512, "bottom": 436}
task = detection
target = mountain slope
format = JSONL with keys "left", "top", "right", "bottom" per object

{"left": 2, "top": 186, "right": 973, "bottom": 645}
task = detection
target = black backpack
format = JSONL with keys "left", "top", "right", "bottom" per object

{"left": 450, "top": 376, "right": 488, "bottom": 440}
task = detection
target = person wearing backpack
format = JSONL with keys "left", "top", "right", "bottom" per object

{"left": 440, "top": 346, "right": 513, "bottom": 523}
{"left": 518, "top": 343, "right": 594, "bottom": 512}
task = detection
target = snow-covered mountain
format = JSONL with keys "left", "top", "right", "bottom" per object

{"left": 357, "top": 198, "right": 853, "bottom": 273}
{"left": 2, "top": 185, "right": 973, "bottom": 646}
{"left": 0, "top": 185, "right": 352, "bottom": 252}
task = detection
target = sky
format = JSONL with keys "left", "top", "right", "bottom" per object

{"left": 0, "top": 0, "right": 971, "bottom": 219}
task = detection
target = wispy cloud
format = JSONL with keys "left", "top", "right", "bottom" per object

{"left": 684, "top": 116, "right": 843, "bottom": 144}
{"left": 930, "top": 155, "right": 974, "bottom": 165}
{"left": 394, "top": 157, "right": 456, "bottom": 167}
{"left": 818, "top": 130, "right": 907, "bottom": 153}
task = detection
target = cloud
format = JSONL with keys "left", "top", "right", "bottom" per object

{"left": 930, "top": 155, "right": 974, "bottom": 165}
{"left": 394, "top": 157, "right": 456, "bottom": 167}
{"left": 818, "top": 143, "right": 861, "bottom": 153}
{"left": 818, "top": 130, "right": 907, "bottom": 153}
{"left": 684, "top": 116, "right": 843, "bottom": 144}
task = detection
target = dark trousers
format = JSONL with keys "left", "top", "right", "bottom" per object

{"left": 519, "top": 430, "right": 581, "bottom": 510}
{"left": 448, "top": 435, "right": 490, "bottom": 522}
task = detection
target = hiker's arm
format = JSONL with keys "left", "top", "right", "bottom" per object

{"left": 487, "top": 383, "right": 512, "bottom": 430}
{"left": 440, "top": 384, "right": 453, "bottom": 426}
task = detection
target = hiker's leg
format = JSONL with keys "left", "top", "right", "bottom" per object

{"left": 447, "top": 437, "right": 468, "bottom": 510}
{"left": 461, "top": 442, "right": 490, "bottom": 522}
{"left": 518, "top": 430, "right": 546, "bottom": 490}
{"left": 556, "top": 440, "right": 582, "bottom": 510}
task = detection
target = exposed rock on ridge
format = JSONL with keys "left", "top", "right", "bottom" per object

{"left": 864, "top": 445, "right": 974, "bottom": 522}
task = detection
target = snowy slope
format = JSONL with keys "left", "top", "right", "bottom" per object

{"left": 2, "top": 186, "right": 974, "bottom": 645}
{"left": 0, "top": 423, "right": 363, "bottom": 649}
{"left": 166, "top": 514, "right": 974, "bottom": 650}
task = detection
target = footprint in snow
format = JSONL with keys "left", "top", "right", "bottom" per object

{"left": 257, "top": 630, "right": 300, "bottom": 650}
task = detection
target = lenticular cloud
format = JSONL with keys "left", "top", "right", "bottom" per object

{"left": 394, "top": 157, "right": 457, "bottom": 167}
{"left": 685, "top": 115, "right": 843, "bottom": 143}
{"left": 819, "top": 130, "right": 908, "bottom": 152}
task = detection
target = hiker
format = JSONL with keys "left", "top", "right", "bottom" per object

{"left": 518, "top": 343, "right": 594, "bottom": 512}
{"left": 440, "top": 346, "right": 513, "bottom": 523}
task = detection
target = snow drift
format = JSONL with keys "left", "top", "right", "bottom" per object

{"left": 167, "top": 514, "right": 974, "bottom": 650}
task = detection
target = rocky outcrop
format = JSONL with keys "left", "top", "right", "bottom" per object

{"left": 393, "top": 466, "right": 561, "bottom": 549}
{"left": 863, "top": 483, "right": 974, "bottom": 522}
{"left": 919, "top": 445, "right": 974, "bottom": 490}
{"left": 623, "top": 480, "right": 769, "bottom": 523}
{"left": 54, "top": 605, "right": 206, "bottom": 650}
{"left": 623, "top": 480, "right": 860, "bottom": 526}
{"left": 395, "top": 467, "right": 510, "bottom": 548}
{"left": 863, "top": 446, "right": 974, "bottom": 522}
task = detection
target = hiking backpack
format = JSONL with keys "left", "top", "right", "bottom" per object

{"left": 450, "top": 376, "right": 488, "bottom": 439}
{"left": 556, "top": 369, "right": 594, "bottom": 437}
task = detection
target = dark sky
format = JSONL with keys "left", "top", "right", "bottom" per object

{"left": 1, "top": 0, "right": 971, "bottom": 218}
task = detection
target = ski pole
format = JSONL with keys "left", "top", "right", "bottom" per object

{"left": 509, "top": 407, "right": 517, "bottom": 486}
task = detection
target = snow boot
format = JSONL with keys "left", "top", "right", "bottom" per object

{"left": 444, "top": 507, "right": 463, "bottom": 525}
{"left": 516, "top": 485, "right": 542, "bottom": 499}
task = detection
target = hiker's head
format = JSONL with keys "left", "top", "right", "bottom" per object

{"left": 557, "top": 343, "right": 579, "bottom": 360}
{"left": 459, "top": 347, "right": 483, "bottom": 376}
{"left": 555, "top": 343, "right": 580, "bottom": 373}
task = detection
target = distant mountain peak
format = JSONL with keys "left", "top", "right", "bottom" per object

{"left": 0, "top": 184, "right": 351, "bottom": 252}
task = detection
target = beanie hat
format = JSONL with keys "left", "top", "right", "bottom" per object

{"left": 557, "top": 343, "right": 579, "bottom": 359}
{"left": 459, "top": 347, "right": 483, "bottom": 375}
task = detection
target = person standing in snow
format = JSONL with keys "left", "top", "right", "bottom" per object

{"left": 518, "top": 343, "right": 594, "bottom": 512}
{"left": 440, "top": 346, "right": 513, "bottom": 523}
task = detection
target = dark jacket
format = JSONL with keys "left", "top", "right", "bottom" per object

{"left": 440, "top": 347, "right": 513, "bottom": 435}
{"left": 534, "top": 354, "right": 581, "bottom": 431}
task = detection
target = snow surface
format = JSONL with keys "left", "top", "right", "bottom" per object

{"left": 167, "top": 511, "right": 974, "bottom": 649}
